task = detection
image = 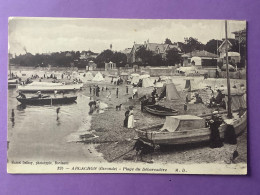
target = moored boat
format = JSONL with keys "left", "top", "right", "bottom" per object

{"left": 17, "top": 83, "right": 83, "bottom": 93}
{"left": 144, "top": 104, "right": 178, "bottom": 116}
{"left": 17, "top": 96, "right": 77, "bottom": 105}
{"left": 135, "top": 111, "right": 247, "bottom": 147}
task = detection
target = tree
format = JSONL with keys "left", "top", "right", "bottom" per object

{"left": 205, "top": 39, "right": 223, "bottom": 55}
{"left": 166, "top": 48, "right": 182, "bottom": 66}
{"left": 183, "top": 37, "right": 205, "bottom": 53}
{"left": 95, "top": 49, "right": 114, "bottom": 68}
{"left": 135, "top": 46, "right": 153, "bottom": 65}
{"left": 111, "top": 52, "right": 127, "bottom": 67}
{"left": 165, "top": 38, "right": 173, "bottom": 45}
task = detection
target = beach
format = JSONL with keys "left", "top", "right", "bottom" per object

{"left": 81, "top": 76, "right": 247, "bottom": 164}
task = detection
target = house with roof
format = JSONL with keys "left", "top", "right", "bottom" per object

{"left": 128, "top": 40, "right": 181, "bottom": 64}
{"left": 80, "top": 50, "right": 99, "bottom": 60}
{"left": 218, "top": 40, "right": 241, "bottom": 65}
{"left": 182, "top": 50, "right": 219, "bottom": 68}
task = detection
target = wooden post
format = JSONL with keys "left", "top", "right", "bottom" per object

{"left": 225, "top": 20, "right": 232, "bottom": 118}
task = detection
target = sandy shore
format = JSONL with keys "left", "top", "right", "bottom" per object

{"left": 81, "top": 77, "right": 247, "bottom": 164}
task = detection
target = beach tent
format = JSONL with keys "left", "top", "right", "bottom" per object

{"left": 142, "top": 77, "right": 154, "bottom": 88}
{"left": 85, "top": 72, "right": 94, "bottom": 81}
{"left": 160, "top": 115, "right": 205, "bottom": 132}
{"left": 225, "top": 93, "right": 246, "bottom": 111}
{"left": 131, "top": 73, "right": 140, "bottom": 84}
{"left": 92, "top": 72, "right": 104, "bottom": 82}
{"left": 184, "top": 79, "right": 200, "bottom": 91}
{"left": 159, "top": 83, "right": 181, "bottom": 100}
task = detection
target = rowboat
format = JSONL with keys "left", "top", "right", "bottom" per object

{"left": 135, "top": 111, "right": 247, "bottom": 147}
{"left": 144, "top": 105, "right": 178, "bottom": 116}
{"left": 17, "top": 96, "right": 77, "bottom": 105}
{"left": 17, "top": 83, "right": 83, "bottom": 93}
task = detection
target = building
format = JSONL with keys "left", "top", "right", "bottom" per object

{"left": 121, "top": 48, "right": 132, "bottom": 63}
{"left": 182, "top": 50, "right": 219, "bottom": 68}
{"left": 232, "top": 29, "right": 246, "bottom": 43}
{"left": 80, "top": 50, "right": 99, "bottom": 60}
{"left": 105, "top": 61, "right": 116, "bottom": 71}
{"left": 129, "top": 40, "right": 181, "bottom": 63}
{"left": 86, "top": 60, "right": 97, "bottom": 71}
{"left": 218, "top": 40, "right": 241, "bottom": 65}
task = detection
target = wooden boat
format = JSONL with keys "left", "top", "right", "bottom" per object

{"left": 17, "top": 83, "right": 83, "bottom": 93}
{"left": 17, "top": 96, "right": 77, "bottom": 105}
{"left": 144, "top": 104, "right": 178, "bottom": 116}
{"left": 135, "top": 111, "right": 247, "bottom": 147}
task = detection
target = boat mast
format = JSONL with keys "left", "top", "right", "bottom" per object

{"left": 225, "top": 20, "right": 232, "bottom": 118}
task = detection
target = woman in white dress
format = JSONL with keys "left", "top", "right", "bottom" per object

{"left": 127, "top": 107, "right": 134, "bottom": 128}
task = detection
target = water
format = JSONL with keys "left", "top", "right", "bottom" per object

{"left": 8, "top": 88, "right": 105, "bottom": 163}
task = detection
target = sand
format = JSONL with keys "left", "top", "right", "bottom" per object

{"left": 80, "top": 76, "right": 247, "bottom": 164}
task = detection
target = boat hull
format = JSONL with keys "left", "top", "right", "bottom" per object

{"left": 136, "top": 112, "right": 247, "bottom": 146}
{"left": 144, "top": 105, "right": 178, "bottom": 116}
{"left": 17, "top": 96, "right": 77, "bottom": 105}
{"left": 17, "top": 84, "right": 83, "bottom": 93}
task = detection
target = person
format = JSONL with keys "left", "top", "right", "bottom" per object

{"left": 127, "top": 107, "right": 134, "bottom": 128}
{"left": 141, "top": 96, "right": 148, "bottom": 112}
{"left": 216, "top": 69, "right": 219, "bottom": 78}
{"left": 151, "top": 88, "right": 157, "bottom": 97}
{"left": 126, "top": 85, "right": 128, "bottom": 94}
{"left": 215, "top": 90, "right": 224, "bottom": 104}
{"left": 116, "top": 87, "right": 119, "bottom": 98}
{"left": 194, "top": 93, "right": 203, "bottom": 104}
{"left": 107, "top": 90, "right": 111, "bottom": 101}
{"left": 209, "top": 115, "right": 223, "bottom": 148}
{"left": 90, "top": 86, "right": 92, "bottom": 94}
{"left": 18, "top": 92, "right": 26, "bottom": 99}
{"left": 37, "top": 91, "right": 42, "bottom": 98}
{"left": 96, "top": 85, "right": 100, "bottom": 97}
{"left": 184, "top": 103, "right": 187, "bottom": 111}
{"left": 132, "top": 88, "right": 138, "bottom": 99}
{"left": 124, "top": 109, "right": 130, "bottom": 127}
{"left": 54, "top": 90, "right": 57, "bottom": 98}
{"left": 93, "top": 86, "right": 96, "bottom": 96}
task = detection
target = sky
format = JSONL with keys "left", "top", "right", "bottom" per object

{"left": 8, "top": 18, "right": 246, "bottom": 55}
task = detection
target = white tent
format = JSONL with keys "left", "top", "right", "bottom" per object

{"left": 184, "top": 79, "right": 200, "bottom": 91}
{"left": 85, "top": 72, "right": 94, "bottom": 81}
{"left": 131, "top": 73, "right": 140, "bottom": 84}
{"left": 92, "top": 72, "right": 104, "bottom": 82}
{"left": 142, "top": 77, "right": 154, "bottom": 88}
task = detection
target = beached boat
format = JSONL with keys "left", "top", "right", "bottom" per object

{"left": 17, "top": 83, "right": 83, "bottom": 93}
{"left": 144, "top": 105, "right": 178, "bottom": 116}
{"left": 17, "top": 96, "right": 77, "bottom": 105}
{"left": 135, "top": 111, "right": 247, "bottom": 147}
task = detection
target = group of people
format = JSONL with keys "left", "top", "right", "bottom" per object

{"left": 111, "top": 77, "right": 123, "bottom": 85}
{"left": 208, "top": 89, "right": 226, "bottom": 109}
{"left": 90, "top": 85, "right": 101, "bottom": 97}
{"left": 124, "top": 106, "right": 134, "bottom": 128}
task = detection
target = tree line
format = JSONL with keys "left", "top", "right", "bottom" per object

{"left": 9, "top": 36, "right": 246, "bottom": 68}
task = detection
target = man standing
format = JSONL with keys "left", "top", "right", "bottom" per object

{"left": 116, "top": 87, "right": 119, "bottom": 98}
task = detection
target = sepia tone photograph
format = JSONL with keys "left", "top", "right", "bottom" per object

{"left": 7, "top": 18, "right": 247, "bottom": 174}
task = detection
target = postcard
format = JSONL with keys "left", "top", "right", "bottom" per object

{"left": 8, "top": 18, "right": 247, "bottom": 174}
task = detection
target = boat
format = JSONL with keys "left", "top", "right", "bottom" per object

{"left": 135, "top": 111, "right": 247, "bottom": 147}
{"left": 144, "top": 104, "right": 178, "bottom": 116}
{"left": 17, "top": 83, "right": 83, "bottom": 93}
{"left": 16, "top": 96, "right": 77, "bottom": 105}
